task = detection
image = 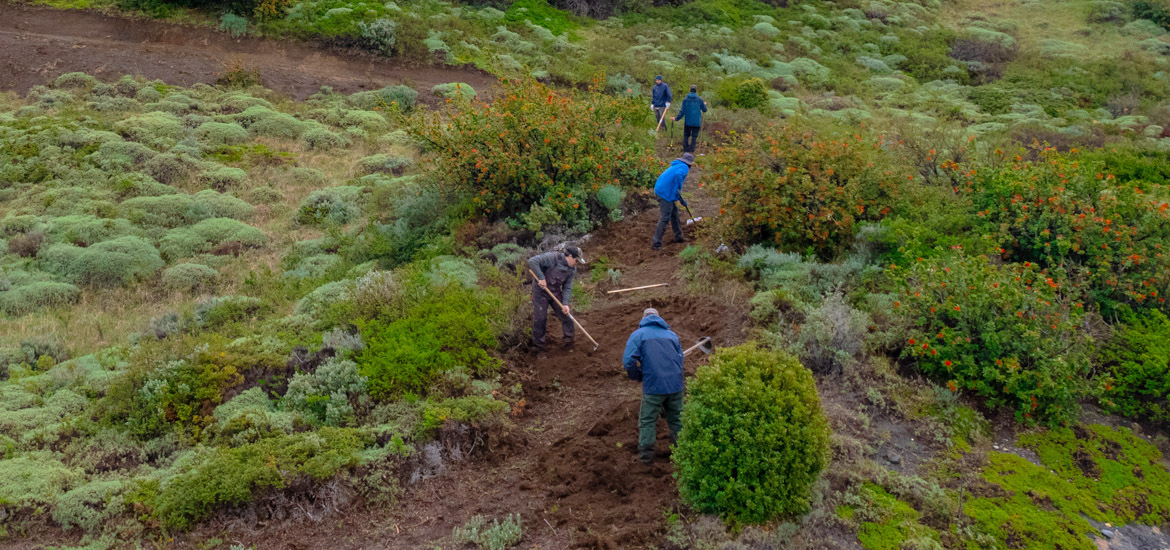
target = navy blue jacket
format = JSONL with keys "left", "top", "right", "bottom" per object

{"left": 654, "top": 159, "right": 690, "bottom": 202}
{"left": 623, "top": 315, "right": 684, "bottom": 395}
{"left": 651, "top": 82, "right": 673, "bottom": 108}
{"left": 673, "top": 93, "right": 708, "bottom": 127}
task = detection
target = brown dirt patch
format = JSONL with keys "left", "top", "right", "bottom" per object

{"left": 0, "top": 3, "right": 496, "bottom": 99}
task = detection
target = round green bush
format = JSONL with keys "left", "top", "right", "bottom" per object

{"left": 40, "top": 236, "right": 164, "bottom": 288}
{"left": 161, "top": 263, "right": 219, "bottom": 292}
{"left": 674, "top": 344, "right": 831, "bottom": 524}
{"left": 158, "top": 218, "right": 268, "bottom": 260}
{"left": 734, "top": 78, "right": 769, "bottom": 109}
{"left": 195, "top": 121, "right": 249, "bottom": 147}
{"left": 302, "top": 128, "right": 349, "bottom": 150}
{"left": 198, "top": 166, "right": 248, "bottom": 190}
{"left": 0, "top": 282, "right": 81, "bottom": 316}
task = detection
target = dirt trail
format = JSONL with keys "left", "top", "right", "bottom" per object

{"left": 0, "top": 3, "right": 496, "bottom": 99}
{"left": 180, "top": 179, "right": 749, "bottom": 549}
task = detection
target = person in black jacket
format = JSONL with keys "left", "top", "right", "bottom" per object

{"left": 673, "top": 85, "right": 708, "bottom": 153}
{"left": 528, "top": 247, "right": 585, "bottom": 352}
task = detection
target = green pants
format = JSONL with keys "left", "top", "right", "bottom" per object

{"left": 639, "top": 391, "right": 684, "bottom": 453}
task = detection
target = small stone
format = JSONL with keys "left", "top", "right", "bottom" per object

{"left": 885, "top": 451, "right": 902, "bottom": 465}
{"left": 993, "top": 444, "right": 1000, "bottom": 450}
{"left": 1101, "top": 529, "right": 1114, "bottom": 539}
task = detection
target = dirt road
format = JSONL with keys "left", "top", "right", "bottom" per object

{"left": 0, "top": 2, "right": 496, "bottom": 99}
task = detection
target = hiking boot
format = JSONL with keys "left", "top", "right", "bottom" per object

{"left": 651, "top": 244, "right": 662, "bottom": 251}
{"left": 672, "top": 237, "right": 685, "bottom": 244}
{"left": 639, "top": 451, "right": 654, "bottom": 464}
{"left": 562, "top": 341, "right": 575, "bottom": 352}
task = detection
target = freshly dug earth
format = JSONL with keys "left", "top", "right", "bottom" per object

{"left": 0, "top": 3, "right": 496, "bottom": 99}
{"left": 178, "top": 185, "right": 751, "bottom": 548}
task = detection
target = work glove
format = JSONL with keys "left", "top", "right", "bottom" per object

{"left": 650, "top": 104, "right": 655, "bottom": 111}
{"left": 665, "top": 102, "right": 671, "bottom": 109}
{"left": 679, "top": 198, "right": 688, "bottom": 207}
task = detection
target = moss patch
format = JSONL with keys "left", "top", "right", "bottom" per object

{"left": 838, "top": 483, "right": 941, "bottom": 550}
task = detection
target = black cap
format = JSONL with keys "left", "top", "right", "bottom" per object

{"left": 565, "top": 246, "right": 586, "bottom": 264}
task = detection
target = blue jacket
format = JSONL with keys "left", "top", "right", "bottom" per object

{"left": 651, "top": 82, "right": 673, "bottom": 108}
{"left": 673, "top": 93, "right": 707, "bottom": 127}
{"left": 654, "top": 159, "right": 689, "bottom": 202}
{"left": 623, "top": 315, "right": 684, "bottom": 395}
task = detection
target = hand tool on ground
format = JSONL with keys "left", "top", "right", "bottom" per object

{"left": 528, "top": 268, "right": 600, "bottom": 352}
{"left": 669, "top": 120, "right": 675, "bottom": 147}
{"left": 606, "top": 283, "right": 669, "bottom": 294}
{"left": 682, "top": 202, "right": 703, "bottom": 226}
{"left": 683, "top": 337, "right": 713, "bottom": 357}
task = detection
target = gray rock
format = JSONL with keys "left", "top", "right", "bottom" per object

{"left": 885, "top": 451, "right": 902, "bottom": 465}
{"left": 1103, "top": 529, "right": 1114, "bottom": 539}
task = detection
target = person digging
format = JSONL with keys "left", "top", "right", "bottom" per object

{"left": 623, "top": 308, "right": 685, "bottom": 465}
{"left": 528, "top": 246, "right": 585, "bottom": 354}
{"left": 651, "top": 152, "right": 694, "bottom": 250}
{"left": 650, "top": 75, "right": 673, "bottom": 131}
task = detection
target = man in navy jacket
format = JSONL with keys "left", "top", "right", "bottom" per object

{"left": 651, "top": 152, "right": 693, "bottom": 250}
{"left": 673, "top": 85, "right": 708, "bottom": 153}
{"left": 650, "top": 75, "right": 672, "bottom": 128}
{"left": 623, "top": 308, "right": 685, "bottom": 464}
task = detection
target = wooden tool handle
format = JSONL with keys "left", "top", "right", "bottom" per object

{"left": 529, "top": 269, "right": 600, "bottom": 349}
{"left": 606, "top": 283, "right": 669, "bottom": 294}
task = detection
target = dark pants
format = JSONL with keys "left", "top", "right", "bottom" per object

{"left": 532, "top": 287, "right": 573, "bottom": 351}
{"left": 682, "top": 125, "right": 700, "bottom": 153}
{"left": 652, "top": 198, "right": 682, "bottom": 248}
{"left": 639, "top": 391, "right": 684, "bottom": 456}
{"left": 653, "top": 107, "right": 668, "bottom": 129}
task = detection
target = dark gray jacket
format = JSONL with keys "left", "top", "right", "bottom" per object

{"left": 528, "top": 251, "right": 575, "bottom": 304}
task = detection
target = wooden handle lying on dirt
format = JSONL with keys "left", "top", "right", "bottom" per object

{"left": 529, "top": 269, "right": 601, "bottom": 351}
{"left": 606, "top": 283, "right": 669, "bottom": 294}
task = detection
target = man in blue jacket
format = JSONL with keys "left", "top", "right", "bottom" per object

{"left": 650, "top": 75, "right": 672, "bottom": 128}
{"left": 673, "top": 85, "right": 708, "bottom": 153}
{"left": 651, "top": 152, "right": 693, "bottom": 250}
{"left": 623, "top": 308, "right": 685, "bottom": 464}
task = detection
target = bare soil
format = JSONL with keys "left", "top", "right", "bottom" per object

{"left": 0, "top": 2, "right": 497, "bottom": 100}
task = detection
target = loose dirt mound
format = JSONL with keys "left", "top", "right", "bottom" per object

{"left": 0, "top": 3, "right": 496, "bottom": 99}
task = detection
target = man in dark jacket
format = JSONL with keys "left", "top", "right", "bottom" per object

{"left": 528, "top": 246, "right": 585, "bottom": 352}
{"left": 673, "top": 85, "right": 708, "bottom": 153}
{"left": 623, "top": 308, "right": 684, "bottom": 464}
{"left": 651, "top": 75, "right": 672, "bottom": 128}
{"left": 651, "top": 152, "right": 693, "bottom": 250}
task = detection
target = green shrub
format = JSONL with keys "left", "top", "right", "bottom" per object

{"left": 432, "top": 82, "right": 477, "bottom": 102}
{"left": 1098, "top": 310, "right": 1170, "bottom": 423}
{"left": 358, "top": 154, "right": 413, "bottom": 175}
{"left": 120, "top": 191, "right": 254, "bottom": 228}
{"left": 409, "top": 79, "right": 655, "bottom": 229}
{"left": 48, "top": 215, "right": 141, "bottom": 246}
{"left": 897, "top": 252, "right": 1090, "bottom": 424}
{"left": 709, "top": 124, "right": 903, "bottom": 259}
{"left": 963, "top": 150, "right": 1170, "bottom": 316}
{"left": 284, "top": 358, "right": 369, "bottom": 426}
{"left": 674, "top": 344, "right": 831, "bottom": 524}
{"left": 198, "top": 166, "right": 249, "bottom": 190}
{"left": 87, "top": 140, "right": 157, "bottom": 171}
{"left": 0, "top": 455, "right": 83, "bottom": 511}
{"left": 296, "top": 186, "right": 364, "bottom": 226}
{"left": 733, "top": 78, "right": 769, "bottom": 109}
{"left": 152, "top": 428, "right": 368, "bottom": 529}
{"left": 346, "top": 85, "right": 418, "bottom": 112}
{"left": 161, "top": 263, "right": 219, "bottom": 292}
{"left": 357, "top": 284, "right": 503, "bottom": 398}
{"left": 194, "top": 295, "right": 264, "bottom": 328}
{"left": 144, "top": 153, "right": 198, "bottom": 184}
{"left": 114, "top": 111, "right": 186, "bottom": 147}
{"left": 195, "top": 121, "right": 249, "bottom": 147}
{"left": 302, "top": 127, "right": 349, "bottom": 150}
{"left": 359, "top": 18, "right": 398, "bottom": 55}
{"left": 54, "top": 72, "right": 98, "bottom": 91}
{"left": 210, "top": 387, "right": 296, "bottom": 444}
{"left": 219, "top": 13, "right": 248, "bottom": 37}
{"left": 53, "top": 479, "right": 127, "bottom": 532}
{"left": 1087, "top": 0, "right": 1129, "bottom": 23}
{"left": 1132, "top": 0, "right": 1170, "bottom": 30}
{"left": 294, "top": 280, "right": 356, "bottom": 321}
{"left": 40, "top": 236, "right": 164, "bottom": 287}
{"left": 158, "top": 218, "right": 268, "bottom": 260}
{"left": 452, "top": 514, "right": 523, "bottom": 550}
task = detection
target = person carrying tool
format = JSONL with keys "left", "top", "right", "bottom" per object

{"left": 623, "top": 308, "right": 684, "bottom": 464}
{"left": 651, "top": 152, "right": 693, "bottom": 250}
{"left": 528, "top": 246, "right": 585, "bottom": 353}
{"left": 673, "top": 85, "right": 708, "bottom": 153}
{"left": 651, "top": 75, "right": 672, "bottom": 129}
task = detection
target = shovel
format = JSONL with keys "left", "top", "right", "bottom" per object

{"left": 683, "top": 337, "right": 713, "bottom": 357}
{"left": 529, "top": 269, "right": 601, "bottom": 352}
{"left": 682, "top": 202, "right": 703, "bottom": 226}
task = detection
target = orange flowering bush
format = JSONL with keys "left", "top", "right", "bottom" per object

{"left": 896, "top": 251, "right": 1090, "bottom": 425}
{"left": 409, "top": 79, "right": 658, "bottom": 230}
{"left": 708, "top": 125, "right": 903, "bottom": 259}
{"left": 961, "top": 149, "right": 1170, "bottom": 317}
